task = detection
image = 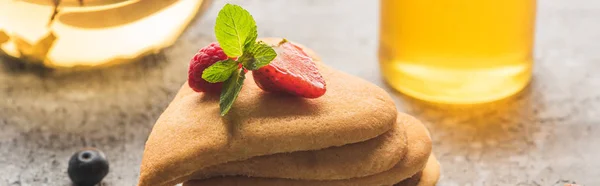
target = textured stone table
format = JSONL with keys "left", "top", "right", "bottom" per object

{"left": 1, "top": 0, "right": 599, "bottom": 185}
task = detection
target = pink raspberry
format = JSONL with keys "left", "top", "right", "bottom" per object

{"left": 188, "top": 42, "right": 229, "bottom": 93}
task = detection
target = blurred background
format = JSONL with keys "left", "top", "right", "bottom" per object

{"left": 1, "top": 0, "right": 599, "bottom": 185}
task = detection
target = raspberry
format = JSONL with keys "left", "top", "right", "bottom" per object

{"left": 188, "top": 42, "right": 229, "bottom": 93}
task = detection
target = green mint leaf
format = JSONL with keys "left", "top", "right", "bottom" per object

{"left": 219, "top": 69, "right": 246, "bottom": 116}
{"left": 244, "top": 27, "right": 258, "bottom": 51}
{"left": 215, "top": 4, "right": 258, "bottom": 57}
{"left": 202, "top": 59, "right": 239, "bottom": 83}
{"left": 242, "top": 42, "right": 277, "bottom": 70}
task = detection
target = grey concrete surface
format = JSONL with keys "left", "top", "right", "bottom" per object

{"left": 1, "top": 0, "right": 599, "bottom": 185}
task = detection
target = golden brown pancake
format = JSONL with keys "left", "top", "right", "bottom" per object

{"left": 138, "top": 38, "right": 398, "bottom": 186}
{"left": 191, "top": 113, "right": 410, "bottom": 180}
{"left": 395, "top": 155, "right": 440, "bottom": 186}
{"left": 182, "top": 116, "right": 433, "bottom": 186}
{"left": 416, "top": 155, "right": 441, "bottom": 186}
{"left": 396, "top": 171, "right": 423, "bottom": 186}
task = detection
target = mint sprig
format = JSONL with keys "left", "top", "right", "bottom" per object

{"left": 202, "top": 4, "right": 277, "bottom": 116}
{"left": 215, "top": 4, "right": 258, "bottom": 57}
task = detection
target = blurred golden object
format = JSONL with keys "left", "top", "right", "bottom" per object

{"left": 0, "top": 30, "right": 8, "bottom": 44}
{"left": 379, "top": 0, "right": 535, "bottom": 104}
{"left": 12, "top": 32, "right": 57, "bottom": 63}
{"left": 0, "top": 0, "right": 211, "bottom": 68}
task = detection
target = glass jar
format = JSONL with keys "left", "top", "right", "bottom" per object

{"left": 379, "top": 0, "right": 536, "bottom": 104}
{"left": 0, "top": 0, "right": 212, "bottom": 68}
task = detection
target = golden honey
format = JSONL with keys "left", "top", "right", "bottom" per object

{"left": 379, "top": 0, "right": 536, "bottom": 104}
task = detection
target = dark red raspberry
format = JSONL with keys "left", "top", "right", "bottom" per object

{"left": 188, "top": 42, "right": 229, "bottom": 93}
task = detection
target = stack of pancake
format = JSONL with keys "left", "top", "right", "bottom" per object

{"left": 138, "top": 38, "right": 440, "bottom": 186}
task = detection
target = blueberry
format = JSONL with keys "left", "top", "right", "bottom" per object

{"left": 68, "top": 148, "right": 109, "bottom": 186}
